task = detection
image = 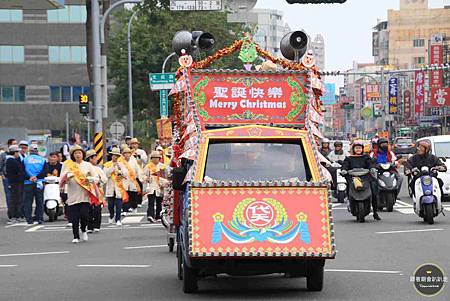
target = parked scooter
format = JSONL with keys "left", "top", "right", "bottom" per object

{"left": 409, "top": 166, "right": 444, "bottom": 225}
{"left": 375, "top": 163, "right": 398, "bottom": 212}
{"left": 43, "top": 176, "right": 63, "bottom": 222}
{"left": 330, "top": 161, "right": 347, "bottom": 203}
{"left": 342, "top": 168, "right": 372, "bottom": 223}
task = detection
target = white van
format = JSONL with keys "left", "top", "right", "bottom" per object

{"left": 416, "top": 135, "right": 450, "bottom": 200}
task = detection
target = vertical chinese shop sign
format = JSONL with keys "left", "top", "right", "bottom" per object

{"left": 388, "top": 77, "right": 398, "bottom": 115}
{"left": 414, "top": 71, "right": 425, "bottom": 117}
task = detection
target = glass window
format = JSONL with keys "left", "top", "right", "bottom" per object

{"left": 50, "top": 86, "right": 61, "bottom": 102}
{"left": 433, "top": 142, "right": 450, "bottom": 158}
{"left": 15, "top": 86, "right": 25, "bottom": 102}
{"left": 48, "top": 46, "right": 59, "bottom": 63}
{"left": 413, "top": 39, "right": 425, "bottom": 47}
{"left": 0, "top": 86, "right": 25, "bottom": 102}
{"left": 0, "top": 46, "right": 24, "bottom": 63}
{"left": 71, "top": 46, "right": 82, "bottom": 63}
{"left": 2, "top": 86, "right": 13, "bottom": 101}
{"left": 48, "top": 46, "right": 86, "bottom": 63}
{"left": 72, "top": 86, "right": 82, "bottom": 102}
{"left": 59, "top": 46, "right": 70, "bottom": 63}
{"left": 0, "top": 9, "right": 22, "bottom": 22}
{"left": 61, "top": 86, "right": 71, "bottom": 102}
{"left": 204, "top": 140, "right": 311, "bottom": 182}
{"left": 47, "top": 6, "right": 86, "bottom": 23}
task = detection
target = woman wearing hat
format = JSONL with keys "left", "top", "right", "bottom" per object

{"left": 144, "top": 151, "right": 167, "bottom": 223}
{"left": 60, "top": 145, "right": 98, "bottom": 243}
{"left": 85, "top": 150, "right": 107, "bottom": 233}
{"left": 130, "top": 138, "right": 147, "bottom": 208}
{"left": 104, "top": 147, "right": 127, "bottom": 226}
{"left": 119, "top": 147, "right": 143, "bottom": 214}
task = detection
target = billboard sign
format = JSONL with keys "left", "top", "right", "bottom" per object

{"left": 414, "top": 71, "right": 425, "bottom": 117}
{"left": 320, "top": 83, "right": 336, "bottom": 105}
{"left": 388, "top": 77, "right": 398, "bottom": 114}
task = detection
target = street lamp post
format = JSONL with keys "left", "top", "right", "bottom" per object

{"left": 127, "top": 9, "right": 140, "bottom": 137}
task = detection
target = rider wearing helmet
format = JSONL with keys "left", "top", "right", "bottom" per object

{"left": 320, "top": 138, "right": 331, "bottom": 157}
{"left": 405, "top": 140, "right": 446, "bottom": 195}
{"left": 342, "top": 140, "right": 380, "bottom": 220}
{"left": 328, "top": 141, "right": 349, "bottom": 163}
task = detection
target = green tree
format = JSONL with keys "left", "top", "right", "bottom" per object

{"left": 107, "top": 1, "right": 246, "bottom": 138}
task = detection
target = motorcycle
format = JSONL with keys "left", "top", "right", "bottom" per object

{"left": 330, "top": 161, "right": 346, "bottom": 203}
{"left": 43, "top": 176, "right": 63, "bottom": 222}
{"left": 409, "top": 166, "right": 444, "bottom": 225}
{"left": 375, "top": 163, "right": 398, "bottom": 212}
{"left": 342, "top": 168, "right": 372, "bottom": 223}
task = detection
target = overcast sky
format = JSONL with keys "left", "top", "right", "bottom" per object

{"left": 255, "top": 0, "right": 450, "bottom": 72}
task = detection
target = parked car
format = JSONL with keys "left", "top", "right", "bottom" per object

{"left": 393, "top": 137, "right": 415, "bottom": 155}
{"left": 417, "top": 135, "right": 450, "bottom": 201}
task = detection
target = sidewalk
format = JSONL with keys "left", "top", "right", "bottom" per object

{"left": 0, "top": 181, "right": 6, "bottom": 209}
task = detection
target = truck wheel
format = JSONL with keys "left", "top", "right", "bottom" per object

{"left": 182, "top": 257, "right": 198, "bottom": 293}
{"left": 169, "top": 237, "right": 175, "bottom": 253}
{"left": 337, "top": 191, "right": 345, "bottom": 203}
{"left": 177, "top": 244, "right": 183, "bottom": 280}
{"left": 386, "top": 193, "right": 395, "bottom": 212}
{"left": 357, "top": 202, "right": 365, "bottom": 223}
{"left": 48, "top": 209, "right": 56, "bottom": 222}
{"left": 307, "top": 262, "right": 324, "bottom": 291}
{"left": 424, "top": 204, "right": 434, "bottom": 225}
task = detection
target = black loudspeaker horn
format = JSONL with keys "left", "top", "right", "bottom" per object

{"left": 172, "top": 30, "right": 194, "bottom": 56}
{"left": 192, "top": 31, "right": 215, "bottom": 52}
{"left": 280, "top": 30, "right": 309, "bottom": 61}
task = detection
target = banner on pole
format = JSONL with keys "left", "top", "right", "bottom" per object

{"left": 414, "top": 71, "right": 425, "bottom": 117}
{"left": 388, "top": 77, "right": 398, "bottom": 115}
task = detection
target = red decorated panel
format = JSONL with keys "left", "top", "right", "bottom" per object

{"left": 190, "top": 187, "right": 333, "bottom": 257}
{"left": 189, "top": 71, "right": 310, "bottom": 125}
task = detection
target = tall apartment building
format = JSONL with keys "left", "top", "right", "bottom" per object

{"left": 310, "top": 34, "right": 325, "bottom": 70}
{"left": 0, "top": 0, "right": 89, "bottom": 135}
{"left": 388, "top": 0, "right": 450, "bottom": 68}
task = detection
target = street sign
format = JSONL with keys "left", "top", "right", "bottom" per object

{"left": 149, "top": 73, "right": 176, "bottom": 91}
{"left": 170, "top": 0, "right": 222, "bottom": 11}
{"left": 110, "top": 121, "right": 125, "bottom": 140}
{"left": 160, "top": 90, "right": 169, "bottom": 118}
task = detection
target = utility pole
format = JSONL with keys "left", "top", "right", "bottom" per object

{"left": 91, "top": 0, "right": 103, "bottom": 134}
{"left": 127, "top": 9, "right": 140, "bottom": 137}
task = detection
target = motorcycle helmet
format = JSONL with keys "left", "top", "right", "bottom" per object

{"left": 321, "top": 138, "right": 330, "bottom": 147}
{"left": 418, "top": 140, "right": 431, "bottom": 154}
{"left": 334, "top": 141, "right": 343, "bottom": 147}
{"left": 377, "top": 138, "right": 389, "bottom": 151}
{"left": 352, "top": 140, "right": 364, "bottom": 155}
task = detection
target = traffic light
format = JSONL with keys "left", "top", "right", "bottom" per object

{"left": 286, "top": 0, "right": 347, "bottom": 3}
{"left": 79, "top": 93, "right": 89, "bottom": 115}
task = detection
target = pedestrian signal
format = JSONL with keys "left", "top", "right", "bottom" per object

{"left": 79, "top": 94, "right": 89, "bottom": 114}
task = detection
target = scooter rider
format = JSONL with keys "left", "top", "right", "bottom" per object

{"left": 370, "top": 138, "right": 403, "bottom": 197}
{"left": 328, "top": 141, "right": 349, "bottom": 191}
{"left": 405, "top": 140, "right": 446, "bottom": 195}
{"left": 342, "top": 141, "right": 381, "bottom": 220}
{"left": 320, "top": 138, "right": 331, "bottom": 158}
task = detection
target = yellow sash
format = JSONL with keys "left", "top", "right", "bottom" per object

{"left": 118, "top": 157, "right": 142, "bottom": 194}
{"left": 64, "top": 160, "right": 100, "bottom": 205}
{"left": 104, "top": 161, "right": 129, "bottom": 203}
{"left": 147, "top": 162, "right": 161, "bottom": 185}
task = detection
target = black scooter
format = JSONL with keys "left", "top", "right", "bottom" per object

{"left": 342, "top": 168, "right": 372, "bottom": 223}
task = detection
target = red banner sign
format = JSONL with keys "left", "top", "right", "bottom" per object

{"left": 430, "top": 45, "right": 443, "bottom": 89}
{"left": 415, "top": 71, "right": 425, "bottom": 117}
{"left": 431, "top": 87, "right": 450, "bottom": 107}
{"left": 404, "top": 90, "right": 411, "bottom": 119}
{"left": 189, "top": 187, "right": 333, "bottom": 257}
{"left": 365, "top": 84, "right": 380, "bottom": 99}
{"left": 189, "top": 71, "right": 309, "bottom": 126}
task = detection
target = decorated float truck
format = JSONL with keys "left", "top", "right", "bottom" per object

{"left": 169, "top": 31, "right": 335, "bottom": 293}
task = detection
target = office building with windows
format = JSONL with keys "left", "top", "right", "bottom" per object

{"left": 0, "top": 0, "right": 89, "bottom": 134}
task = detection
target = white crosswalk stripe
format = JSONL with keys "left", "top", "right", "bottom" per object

{"left": 332, "top": 201, "right": 450, "bottom": 214}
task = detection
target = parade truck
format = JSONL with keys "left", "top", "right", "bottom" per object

{"left": 168, "top": 31, "right": 335, "bottom": 293}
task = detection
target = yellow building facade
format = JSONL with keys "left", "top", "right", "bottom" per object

{"left": 388, "top": 0, "right": 450, "bottom": 68}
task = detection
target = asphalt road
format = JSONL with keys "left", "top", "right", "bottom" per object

{"left": 0, "top": 177, "right": 449, "bottom": 301}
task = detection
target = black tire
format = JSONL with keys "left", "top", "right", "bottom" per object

{"left": 386, "top": 193, "right": 395, "bottom": 212}
{"left": 408, "top": 176, "right": 413, "bottom": 197}
{"left": 169, "top": 237, "right": 175, "bottom": 253}
{"left": 182, "top": 257, "right": 198, "bottom": 293}
{"left": 337, "top": 191, "right": 345, "bottom": 203}
{"left": 306, "top": 262, "right": 324, "bottom": 291}
{"left": 48, "top": 209, "right": 56, "bottom": 222}
{"left": 357, "top": 202, "right": 365, "bottom": 223}
{"left": 177, "top": 244, "right": 183, "bottom": 280}
{"left": 424, "top": 204, "right": 434, "bottom": 225}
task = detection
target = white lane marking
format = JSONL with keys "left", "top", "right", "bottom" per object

{"left": 395, "top": 208, "right": 415, "bottom": 215}
{"left": 0, "top": 265, "right": 18, "bottom": 267}
{"left": 0, "top": 251, "right": 69, "bottom": 257}
{"left": 25, "top": 225, "right": 44, "bottom": 232}
{"left": 5, "top": 222, "right": 30, "bottom": 228}
{"left": 121, "top": 216, "right": 144, "bottom": 224}
{"left": 395, "top": 200, "right": 412, "bottom": 207}
{"left": 376, "top": 228, "right": 444, "bottom": 234}
{"left": 124, "top": 244, "right": 167, "bottom": 250}
{"left": 38, "top": 225, "right": 163, "bottom": 232}
{"left": 325, "top": 269, "right": 402, "bottom": 274}
{"left": 101, "top": 212, "right": 146, "bottom": 217}
{"left": 77, "top": 264, "right": 150, "bottom": 268}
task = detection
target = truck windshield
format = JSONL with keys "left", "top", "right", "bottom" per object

{"left": 203, "top": 140, "right": 311, "bottom": 182}
{"left": 434, "top": 142, "right": 450, "bottom": 158}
